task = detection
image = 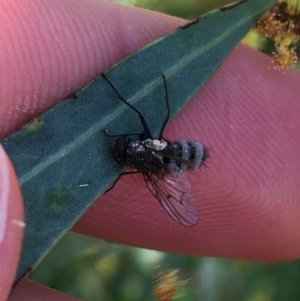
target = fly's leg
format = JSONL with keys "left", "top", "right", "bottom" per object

{"left": 105, "top": 170, "right": 141, "bottom": 194}
{"left": 157, "top": 74, "right": 170, "bottom": 140}
{"left": 103, "top": 129, "right": 145, "bottom": 140}
{"left": 102, "top": 74, "right": 153, "bottom": 139}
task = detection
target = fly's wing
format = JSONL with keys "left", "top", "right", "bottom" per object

{"left": 143, "top": 170, "right": 199, "bottom": 226}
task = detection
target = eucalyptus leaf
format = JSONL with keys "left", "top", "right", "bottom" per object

{"left": 1, "top": 0, "right": 276, "bottom": 282}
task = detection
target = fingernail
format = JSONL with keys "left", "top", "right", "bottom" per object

{"left": 0, "top": 145, "right": 9, "bottom": 243}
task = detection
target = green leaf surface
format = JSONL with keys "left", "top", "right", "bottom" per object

{"left": 1, "top": 0, "right": 276, "bottom": 282}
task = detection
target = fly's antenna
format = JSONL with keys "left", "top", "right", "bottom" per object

{"left": 157, "top": 75, "right": 170, "bottom": 140}
{"left": 102, "top": 74, "right": 153, "bottom": 139}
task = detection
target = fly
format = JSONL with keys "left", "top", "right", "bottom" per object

{"left": 103, "top": 74, "right": 208, "bottom": 226}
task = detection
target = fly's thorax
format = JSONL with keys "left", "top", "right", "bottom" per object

{"left": 126, "top": 139, "right": 166, "bottom": 172}
{"left": 164, "top": 140, "right": 205, "bottom": 172}
{"left": 145, "top": 139, "right": 167, "bottom": 151}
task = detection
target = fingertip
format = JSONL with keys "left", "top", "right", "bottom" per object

{"left": 0, "top": 146, "right": 24, "bottom": 300}
{"left": 75, "top": 45, "right": 300, "bottom": 262}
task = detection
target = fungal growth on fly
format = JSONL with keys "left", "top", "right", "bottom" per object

{"left": 103, "top": 74, "right": 208, "bottom": 226}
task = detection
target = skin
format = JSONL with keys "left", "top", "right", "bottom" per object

{"left": 1, "top": 0, "right": 300, "bottom": 299}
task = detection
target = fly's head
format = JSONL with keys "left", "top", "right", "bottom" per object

{"left": 112, "top": 136, "right": 131, "bottom": 164}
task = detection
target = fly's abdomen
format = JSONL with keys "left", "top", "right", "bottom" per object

{"left": 165, "top": 140, "right": 207, "bottom": 172}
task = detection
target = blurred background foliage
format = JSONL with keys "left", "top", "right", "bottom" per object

{"left": 30, "top": 232, "right": 300, "bottom": 301}
{"left": 30, "top": 1, "right": 300, "bottom": 300}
